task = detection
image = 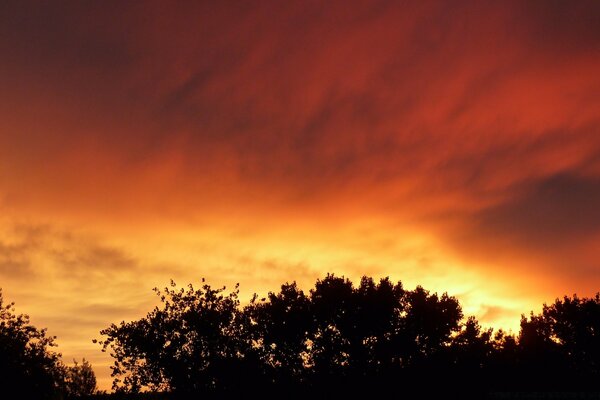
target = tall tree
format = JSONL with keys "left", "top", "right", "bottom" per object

{"left": 245, "top": 282, "right": 313, "bottom": 387}
{"left": 517, "top": 293, "right": 600, "bottom": 390}
{"left": 99, "top": 280, "right": 253, "bottom": 395}
{"left": 0, "top": 289, "right": 65, "bottom": 399}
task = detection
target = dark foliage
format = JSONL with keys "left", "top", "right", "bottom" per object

{"left": 0, "top": 290, "right": 99, "bottom": 399}
{"left": 0, "top": 289, "right": 64, "bottom": 399}
{"left": 4, "top": 275, "right": 600, "bottom": 398}
{"left": 98, "top": 274, "right": 600, "bottom": 397}
{"left": 98, "top": 280, "right": 255, "bottom": 395}
{"left": 514, "top": 294, "right": 600, "bottom": 391}
{"left": 65, "top": 358, "right": 98, "bottom": 397}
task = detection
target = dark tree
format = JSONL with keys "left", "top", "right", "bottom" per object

{"left": 516, "top": 293, "right": 600, "bottom": 390}
{"left": 399, "top": 285, "right": 463, "bottom": 361}
{"left": 542, "top": 294, "right": 600, "bottom": 374}
{"left": 98, "top": 275, "right": 600, "bottom": 397}
{"left": 308, "top": 274, "right": 355, "bottom": 381}
{"left": 518, "top": 311, "right": 564, "bottom": 382}
{"left": 98, "top": 280, "right": 255, "bottom": 396}
{"left": 65, "top": 358, "right": 97, "bottom": 397}
{"left": 0, "top": 289, "right": 65, "bottom": 399}
{"left": 244, "top": 282, "right": 313, "bottom": 389}
{"left": 307, "top": 275, "right": 407, "bottom": 396}
{"left": 452, "top": 316, "right": 494, "bottom": 364}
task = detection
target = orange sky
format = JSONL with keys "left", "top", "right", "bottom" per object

{"left": 1, "top": 0, "right": 600, "bottom": 390}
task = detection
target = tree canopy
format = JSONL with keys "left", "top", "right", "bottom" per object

{"left": 65, "top": 358, "right": 98, "bottom": 397}
{"left": 3, "top": 275, "right": 599, "bottom": 398}
{"left": 98, "top": 274, "right": 600, "bottom": 397}
{"left": 0, "top": 289, "right": 97, "bottom": 399}
{"left": 0, "top": 289, "right": 65, "bottom": 399}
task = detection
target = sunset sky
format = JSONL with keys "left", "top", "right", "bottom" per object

{"left": 2, "top": 0, "right": 600, "bottom": 390}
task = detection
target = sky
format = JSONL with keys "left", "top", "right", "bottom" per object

{"left": 1, "top": 0, "right": 600, "bottom": 390}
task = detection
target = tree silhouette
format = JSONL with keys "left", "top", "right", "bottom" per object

{"left": 515, "top": 294, "right": 600, "bottom": 390}
{"left": 98, "top": 280, "right": 258, "bottom": 396}
{"left": 98, "top": 276, "right": 600, "bottom": 397}
{"left": 244, "top": 281, "right": 312, "bottom": 390}
{"left": 65, "top": 358, "right": 97, "bottom": 397}
{"left": 0, "top": 289, "right": 65, "bottom": 399}
{"left": 99, "top": 275, "right": 468, "bottom": 396}
{"left": 543, "top": 294, "right": 600, "bottom": 374}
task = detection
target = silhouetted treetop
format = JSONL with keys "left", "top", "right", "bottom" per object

{"left": 99, "top": 280, "right": 250, "bottom": 394}
{"left": 99, "top": 275, "right": 466, "bottom": 396}
{"left": 0, "top": 289, "right": 98, "bottom": 399}
{"left": 518, "top": 293, "right": 600, "bottom": 387}
{"left": 98, "top": 276, "right": 600, "bottom": 397}
{"left": 65, "top": 358, "right": 98, "bottom": 397}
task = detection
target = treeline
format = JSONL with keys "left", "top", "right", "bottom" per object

{"left": 2, "top": 276, "right": 600, "bottom": 398}
{"left": 95, "top": 275, "right": 600, "bottom": 398}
